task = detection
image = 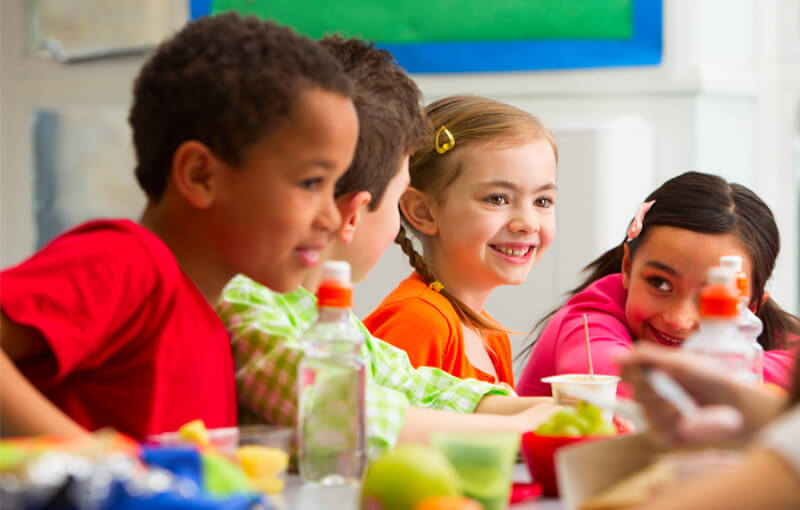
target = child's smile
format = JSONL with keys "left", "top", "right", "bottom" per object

{"left": 489, "top": 243, "right": 536, "bottom": 263}
{"left": 647, "top": 323, "right": 686, "bottom": 346}
{"left": 295, "top": 242, "right": 327, "bottom": 268}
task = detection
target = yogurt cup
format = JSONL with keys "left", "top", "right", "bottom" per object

{"left": 541, "top": 374, "right": 620, "bottom": 421}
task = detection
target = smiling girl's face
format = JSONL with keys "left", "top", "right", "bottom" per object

{"left": 621, "top": 225, "right": 753, "bottom": 347}
{"left": 426, "top": 138, "right": 557, "bottom": 294}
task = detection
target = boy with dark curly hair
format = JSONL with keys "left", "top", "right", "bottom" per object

{"left": 0, "top": 13, "right": 358, "bottom": 440}
{"left": 219, "top": 36, "right": 557, "bottom": 460}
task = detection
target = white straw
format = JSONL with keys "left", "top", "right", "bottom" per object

{"left": 583, "top": 313, "right": 595, "bottom": 379}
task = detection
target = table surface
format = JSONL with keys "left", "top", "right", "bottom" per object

{"left": 278, "top": 463, "right": 563, "bottom": 510}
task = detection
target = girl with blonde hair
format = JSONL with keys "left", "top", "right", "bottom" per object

{"left": 364, "top": 95, "right": 558, "bottom": 385}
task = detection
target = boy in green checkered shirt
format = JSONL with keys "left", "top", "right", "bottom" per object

{"left": 219, "top": 37, "right": 557, "bottom": 460}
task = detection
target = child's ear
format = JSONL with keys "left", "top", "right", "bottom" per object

{"left": 399, "top": 187, "right": 437, "bottom": 236}
{"left": 621, "top": 242, "right": 632, "bottom": 289}
{"left": 170, "top": 141, "right": 221, "bottom": 209}
{"left": 336, "top": 191, "right": 372, "bottom": 244}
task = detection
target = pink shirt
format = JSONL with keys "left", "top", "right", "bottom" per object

{"left": 517, "top": 274, "right": 797, "bottom": 398}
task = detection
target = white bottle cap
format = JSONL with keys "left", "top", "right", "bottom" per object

{"left": 707, "top": 265, "right": 735, "bottom": 285}
{"left": 322, "top": 260, "right": 351, "bottom": 284}
{"left": 719, "top": 255, "right": 743, "bottom": 272}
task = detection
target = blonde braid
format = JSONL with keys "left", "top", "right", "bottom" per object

{"left": 395, "top": 224, "right": 436, "bottom": 283}
{"left": 395, "top": 224, "right": 508, "bottom": 335}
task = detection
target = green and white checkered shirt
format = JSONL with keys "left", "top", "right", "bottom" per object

{"left": 218, "top": 274, "right": 512, "bottom": 459}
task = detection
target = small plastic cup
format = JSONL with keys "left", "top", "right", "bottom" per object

{"left": 146, "top": 426, "right": 240, "bottom": 454}
{"left": 146, "top": 424, "right": 294, "bottom": 457}
{"left": 430, "top": 432, "right": 520, "bottom": 510}
{"left": 238, "top": 424, "right": 294, "bottom": 451}
{"left": 541, "top": 374, "right": 619, "bottom": 421}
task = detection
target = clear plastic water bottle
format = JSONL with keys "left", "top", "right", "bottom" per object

{"left": 682, "top": 265, "right": 758, "bottom": 384}
{"left": 719, "top": 255, "right": 764, "bottom": 383}
{"left": 297, "top": 261, "right": 366, "bottom": 485}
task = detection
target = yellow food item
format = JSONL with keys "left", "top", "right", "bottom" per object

{"left": 234, "top": 445, "right": 289, "bottom": 495}
{"left": 250, "top": 475, "right": 285, "bottom": 494}
{"left": 178, "top": 419, "right": 209, "bottom": 447}
{"left": 235, "top": 445, "right": 289, "bottom": 479}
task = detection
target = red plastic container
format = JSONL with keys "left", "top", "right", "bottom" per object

{"left": 520, "top": 432, "right": 603, "bottom": 497}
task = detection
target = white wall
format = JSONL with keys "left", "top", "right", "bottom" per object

{"left": 2, "top": 1, "right": 800, "bottom": 371}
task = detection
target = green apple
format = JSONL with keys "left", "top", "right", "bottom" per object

{"left": 361, "top": 445, "right": 460, "bottom": 510}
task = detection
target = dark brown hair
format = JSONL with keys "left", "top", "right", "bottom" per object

{"left": 398, "top": 95, "right": 557, "bottom": 333}
{"left": 320, "top": 36, "right": 426, "bottom": 210}
{"left": 129, "top": 13, "right": 353, "bottom": 201}
{"left": 523, "top": 171, "right": 800, "bottom": 358}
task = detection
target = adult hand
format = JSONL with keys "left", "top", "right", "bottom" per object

{"left": 616, "top": 344, "right": 785, "bottom": 444}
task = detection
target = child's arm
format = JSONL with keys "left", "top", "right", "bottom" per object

{"left": 0, "top": 313, "right": 86, "bottom": 437}
{"left": 473, "top": 394, "right": 553, "bottom": 415}
{"left": 365, "top": 327, "right": 516, "bottom": 413}
{"left": 398, "top": 400, "right": 560, "bottom": 444}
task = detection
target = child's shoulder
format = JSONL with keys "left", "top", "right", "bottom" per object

{"left": 565, "top": 273, "right": 627, "bottom": 310}
{"left": 47, "top": 218, "right": 170, "bottom": 261}
{"left": 2, "top": 219, "right": 182, "bottom": 303}
{"left": 369, "top": 273, "right": 458, "bottom": 324}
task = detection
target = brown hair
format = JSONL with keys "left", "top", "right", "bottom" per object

{"left": 521, "top": 171, "right": 800, "bottom": 359}
{"left": 320, "top": 36, "right": 426, "bottom": 209}
{"left": 129, "top": 13, "right": 353, "bottom": 201}
{"left": 397, "top": 95, "right": 557, "bottom": 333}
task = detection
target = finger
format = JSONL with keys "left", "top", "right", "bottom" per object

{"left": 676, "top": 405, "right": 745, "bottom": 443}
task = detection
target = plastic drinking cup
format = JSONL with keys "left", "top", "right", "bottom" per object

{"left": 430, "top": 432, "right": 520, "bottom": 510}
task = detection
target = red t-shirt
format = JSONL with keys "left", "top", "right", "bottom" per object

{"left": 0, "top": 219, "right": 237, "bottom": 439}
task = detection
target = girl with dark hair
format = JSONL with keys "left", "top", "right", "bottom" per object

{"left": 517, "top": 171, "right": 798, "bottom": 397}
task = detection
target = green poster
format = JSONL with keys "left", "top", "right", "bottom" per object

{"left": 212, "top": 0, "right": 633, "bottom": 42}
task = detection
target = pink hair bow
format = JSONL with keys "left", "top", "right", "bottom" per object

{"left": 626, "top": 200, "right": 655, "bottom": 242}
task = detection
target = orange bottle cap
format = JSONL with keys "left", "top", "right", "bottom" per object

{"left": 317, "top": 279, "right": 353, "bottom": 308}
{"left": 699, "top": 284, "right": 738, "bottom": 318}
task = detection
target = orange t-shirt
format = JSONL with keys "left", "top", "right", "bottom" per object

{"left": 363, "top": 272, "right": 514, "bottom": 386}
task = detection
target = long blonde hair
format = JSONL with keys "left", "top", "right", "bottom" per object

{"left": 396, "top": 95, "right": 557, "bottom": 333}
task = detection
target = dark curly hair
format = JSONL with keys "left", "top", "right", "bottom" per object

{"left": 320, "top": 36, "right": 426, "bottom": 211}
{"left": 129, "top": 13, "right": 354, "bottom": 200}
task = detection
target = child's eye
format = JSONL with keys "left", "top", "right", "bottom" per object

{"left": 535, "top": 197, "right": 554, "bottom": 208}
{"left": 646, "top": 277, "right": 672, "bottom": 293}
{"left": 299, "top": 177, "right": 324, "bottom": 190}
{"left": 485, "top": 194, "right": 508, "bottom": 206}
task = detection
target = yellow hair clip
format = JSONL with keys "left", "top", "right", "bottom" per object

{"left": 428, "top": 280, "right": 444, "bottom": 292}
{"left": 434, "top": 125, "right": 455, "bottom": 154}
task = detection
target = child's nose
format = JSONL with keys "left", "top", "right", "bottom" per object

{"left": 663, "top": 299, "right": 700, "bottom": 334}
{"left": 508, "top": 206, "right": 540, "bottom": 234}
{"left": 316, "top": 195, "right": 343, "bottom": 232}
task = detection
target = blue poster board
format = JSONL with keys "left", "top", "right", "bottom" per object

{"left": 189, "top": 0, "right": 661, "bottom": 73}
